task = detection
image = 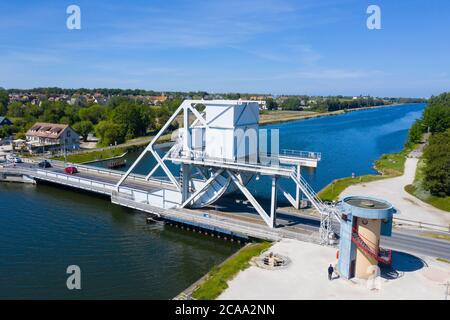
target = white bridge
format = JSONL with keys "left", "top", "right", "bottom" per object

{"left": 114, "top": 99, "right": 340, "bottom": 243}
{"left": 1, "top": 100, "right": 342, "bottom": 244}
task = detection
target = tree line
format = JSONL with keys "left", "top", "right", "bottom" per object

{"left": 265, "top": 96, "right": 426, "bottom": 112}
{"left": 407, "top": 92, "right": 450, "bottom": 197}
{"left": 0, "top": 91, "right": 180, "bottom": 147}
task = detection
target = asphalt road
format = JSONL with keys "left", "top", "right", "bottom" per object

{"left": 382, "top": 231, "right": 450, "bottom": 261}
{"left": 278, "top": 209, "right": 450, "bottom": 260}
{"left": 6, "top": 162, "right": 450, "bottom": 260}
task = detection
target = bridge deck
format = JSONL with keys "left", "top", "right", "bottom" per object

{"left": 0, "top": 160, "right": 321, "bottom": 243}
{"left": 112, "top": 193, "right": 320, "bottom": 243}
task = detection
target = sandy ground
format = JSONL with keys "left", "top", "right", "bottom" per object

{"left": 340, "top": 157, "right": 450, "bottom": 227}
{"left": 219, "top": 239, "right": 450, "bottom": 300}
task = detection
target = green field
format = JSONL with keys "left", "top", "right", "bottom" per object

{"left": 192, "top": 242, "right": 272, "bottom": 300}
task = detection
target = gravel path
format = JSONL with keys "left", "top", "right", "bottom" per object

{"left": 340, "top": 157, "right": 450, "bottom": 226}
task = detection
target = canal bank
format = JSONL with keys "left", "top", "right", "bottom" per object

{"left": 259, "top": 102, "right": 410, "bottom": 126}
{"left": 175, "top": 242, "right": 272, "bottom": 300}
{"left": 318, "top": 145, "right": 414, "bottom": 201}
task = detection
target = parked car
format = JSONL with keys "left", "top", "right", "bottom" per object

{"left": 38, "top": 160, "right": 52, "bottom": 168}
{"left": 12, "top": 157, "right": 22, "bottom": 164}
{"left": 64, "top": 166, "right": 78, "bottom": 174}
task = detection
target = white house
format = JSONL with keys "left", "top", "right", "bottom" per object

{"left": 26, "top": 122, "right": 80, "bottom": 153}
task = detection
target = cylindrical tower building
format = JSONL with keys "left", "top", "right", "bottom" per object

{"left": 338, "top": 196, "right": 395, "bottom": 279}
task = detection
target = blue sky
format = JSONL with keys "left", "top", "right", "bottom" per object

{"left": 0, "top": 0, "right": 449, "bottom": 97}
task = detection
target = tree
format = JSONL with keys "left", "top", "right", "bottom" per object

{"left": 95, "top": 120, "right": 125, "bottom": 146}
{"left": 73, "top": 121, "right": 94, "bottom": 141}
{"left": 78, "top": 105, "right": 105, "bottom": 124}
{"left": 407, "top": 119, "right": 424, "bottom": 146}
{"left": 423, "top": 129, "right": 450, "bottom": 196}
{"left": 266, "top": 98, "right": 278, "bottom": 110}
{"left": 0, "top": 125, "right": 11, "bottom": 138}
{"left": 0, "top": 89, "right": 8, "bottom": 115}
{"left": 111, "top": 102, "right": 146, "bottom": 139}
{"left": 7, "top": 102, "right": 26, "bottom": 118}
{"left": 281, "top": 97, "right": 302, "bottom": 110}
{"left": 423, "top": 93, "right": 450, "bottom": 133}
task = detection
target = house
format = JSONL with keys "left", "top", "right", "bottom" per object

{"left": 25, "top": 122, "right": 80, "bottom": 153}
{"left": 148, "top": 95, "right": 168, "bottom": 105}
{"left": 0, "top": 117, "right": 12, "bottom": 128}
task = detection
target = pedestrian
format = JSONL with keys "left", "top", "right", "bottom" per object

{"left": 328, "top": 264, "right": 334, "bottom": 280}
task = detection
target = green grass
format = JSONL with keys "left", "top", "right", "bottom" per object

{"left": 318, "top": 175, "right": 388, "bottom": 201}
{"left": 374, "top": 148, "right": 410, "bottom": 176}
{"left": 404, "top": 158, "right": 450, "bottom": 212}
{"left": 318, "top": 148, "right": 412, "bottom": 201}
{"left": 52, "top": 147, "right": 128, "bottom": 163}
{"left": 191, "top": 242, "right": 272, "bottom": 300}
{"left": 421, "top": 233, "right": 450, "bottom": 241}
{"left": 51, "top": 132, "right": 173, "bottom": 164}
{"left": 437, "top": 258, "right": 450, "bottom": 264}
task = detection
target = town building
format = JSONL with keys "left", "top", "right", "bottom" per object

{"left": 0, "top": 116, "right": 12, "bottom": 128}
{"left": 25, "top": 122, "right": 80, "bottom": 153}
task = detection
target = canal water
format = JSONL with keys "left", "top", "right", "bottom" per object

{"left": 102, "top": 103, "right": 425, "bottom": 200}
{"left": 0, "top": 103, "right": 425, "bottom": 299}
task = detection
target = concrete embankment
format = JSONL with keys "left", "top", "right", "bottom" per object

{"left": 0, "top": 172, "right": 36, "bottom": 184}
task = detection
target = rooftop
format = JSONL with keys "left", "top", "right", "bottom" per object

{"left": 26, "top": 122, "right": 72, "bottom": 139}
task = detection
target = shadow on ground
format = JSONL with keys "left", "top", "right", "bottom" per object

{"left": 380, "top": 250, "right": 427, "bottom": 279}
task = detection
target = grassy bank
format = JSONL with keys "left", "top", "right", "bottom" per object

{"left": 404, "top": 158, "right": 450, "bottom": 212}
{"left": 191, "top": 242, "right": 272, "bottom": 300}
{"left": 52, "top": 132, "right": 172, "bottom": 163}
{"left": 318, "top": 147, "right": 412, "bottom": 201}
{"left": 318, "top": 175, "right": 388, "bottom": 202}
{"left": 259, "top": 110, "right": 337, "bottom": 125}
{"left": 52, "top": 147, "right": 129, "bottom": 163}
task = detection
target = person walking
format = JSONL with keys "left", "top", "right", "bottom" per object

{"left": 328, "top": 264, "right": 334, "bottom": 280}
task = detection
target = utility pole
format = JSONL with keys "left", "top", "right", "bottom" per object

{"left": 64, "top": 139, "right": 67, "bottom": 165}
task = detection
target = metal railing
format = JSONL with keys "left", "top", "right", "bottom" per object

{"left": 48, "top": 159, "right": 175, "bottom": 189}
{"left": 0, "top": 165, "right": 170, "bottom": 202}
{"left": 280, "top": 149, "right": 322, "bottom": 160}
{"left": 393, "top": 217, "right": 450, "bottom": 233}
{"left": 170, "top": 149, "right": 295, "bottom": 176}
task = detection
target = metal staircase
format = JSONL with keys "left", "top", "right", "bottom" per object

{"left": 188, "top": 170, "right": 232, "bottom": 208}
{"left": 351, "top": 227, "right": 392, "bottom": 265}
{"left": 290, "top": 170, "right": 342, "bottom": 244}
